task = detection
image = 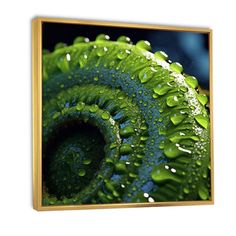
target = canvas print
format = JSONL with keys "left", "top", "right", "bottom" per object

{"left": 33, "top": 18, "right": 212, "bottom": 209}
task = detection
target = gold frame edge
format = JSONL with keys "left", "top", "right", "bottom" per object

{"left": 32, "top": 17, "right": 214, "bottom": 211}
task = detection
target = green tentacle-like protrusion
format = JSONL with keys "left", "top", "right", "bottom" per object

{"left": 42, "top": 34, "right": 211, "bottom": 206}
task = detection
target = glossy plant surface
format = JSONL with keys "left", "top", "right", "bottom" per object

{"left": 42, "top": 34, "right": 210, "bottom": 206}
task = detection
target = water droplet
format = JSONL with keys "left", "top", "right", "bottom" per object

{"left": 113, "top": 190, "right": 120, "bottom": 197}
{"left": 104, "top": 180, "right": 116, "bottom": 194}
{"left": 158, "top": 126, "right": 167, "bottom": 135}
{"left": 169, "top": 132, "right": 199, "bottom": 143}
{"left": 136, "top": 40, "right": 152, "bottom": 51}
{"left": 180, "top": 86, "right": 188, "bottom": 92}
{"left": 57, "top": 55, "right": 70, "bottom": 72}
{"left": 153, "top": 83, "right": 171, "bottom": 95}
{"left": 53, "top": 112, "right": 60, "bottom": 119}
{"left": 164, "top": 143, "right": 182, "bottom": 158}
{"left": 76, "top": 102, "right": 85, "bottom": 111}
{"left": 120, "top": 144, "right": 132, "bottom": 154}
{"left": 131, "top": 119, "right": 136, "bottom": 124}
{"left": 185, "top": 76, "right": 198, "bottom": 89}
{"left": 170, "top": 62, "right": 183, "bottom": 73}
{"left": 164, "top": 143, "right": 191, "bottom": 158}
{"left": 120, "top": 126, "right": 135, "bottom": 137}
{"left": 115, "top": 161, "right": 127, "bottom": 174}
{"left": 121, "top": 184, "right": 126, "bottom": 188}
{"left": 197, "top": 94, "right": 208, "bottom": 106}
{"left": 152, "top": 93, "right": 158, "bottom": 99}
{"left": 83, "top": 158, "right": 92, "bottom": 165}
{"left": 78, "top": 53, "right": 88, "bottom": 68}
{"left": 151, "top": 164, "right": 182, "bottom": 183}
{"left": 195, "top": 114, "right": 209, "bottom": 129}
{"left": 196, "top": 160, "right": 202, "bottom": 166}
{"left": 48, "top": 197, "right": 57, "bottom": 205}
{"left": 96, "top": 46, "right": 108, "bottom": 56}
{"left": 140, "top": 123, "right": 148, "bottom": 130}
{"left": 73, "top": 36, "right": 89, "bottom": 44}
{"left": 129, "top": 173, "right": 137, "bottom": 178}
{"left": 139, "top": 67, "right": 156, "bottom": 83}
{"left": 117, "top": 93, "right": 125, "bottom": 100}
{"left": 96, "top": 34, "right": 110, "bottom": 41}
{"left": 101, "top": 111, "right": 110, "bottom": 120}
{"left": 54, "top": 42, "right": 67, "bottom": 50}
{"left": 136, "top": 154, "right": 144, "bottom": 159}
{"left": 170, "top": 113, "right": 186, "bottom": 125}
{"left": 117, "top": 49, "right": 131, "bottom": 60}
{"left": 89, "top": 104, "right": 99, "bottom": 113}
{"left": 183, "top": 187, "right": 190, "bottom": 194}
{"left": 159, "top": 141, "right": 165, "bottom": 149}
{"left": 140, "top": 136, "right": 148, "bottom": 141}
{"left": 105, "top": 157, "right": 113, "bottom": 165}
{"left": 134, "top": 161, "right": 141, "bottom": 167}
{"left": 198, "top": 186, "right": 209, "bottom": 200}
{"left": 117, "top": 36, "right": 132, "bottom": 44}
{"left": 66, "top": 53, "right": 71, "bottom": 61}
{"left": 202, "top": 172, "right": 207, "bottom": 179}
{"left": 166, "top": 95, "right": 180, "bottom": 107}
{"left": 154, "top": 51, "right": 168, "bottom": 61}
{"left": 78, "top": 169, "right": 86, "bottom": 177}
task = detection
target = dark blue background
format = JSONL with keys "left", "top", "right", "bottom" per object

{"left": 43, "top": 22, "right": 209, "bottom": 89}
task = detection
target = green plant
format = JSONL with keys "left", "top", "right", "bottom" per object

{"left": 42, "top": 34, "right": 210, "bottom": 205}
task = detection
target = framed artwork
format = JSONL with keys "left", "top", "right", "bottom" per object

{"left": 32, "top": 17, "right": 213, "bottom": 211}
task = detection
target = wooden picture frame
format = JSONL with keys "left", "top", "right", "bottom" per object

{"left": 32, "top": 17, "right": 213, "bottom": 211}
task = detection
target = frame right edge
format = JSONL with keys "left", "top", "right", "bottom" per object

{"left": 209, "top": 29, "right": 214, "bottom": 204}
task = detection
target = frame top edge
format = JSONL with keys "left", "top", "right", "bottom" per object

{"left": 32, "top": 17, "right": 212, "bottom": 33}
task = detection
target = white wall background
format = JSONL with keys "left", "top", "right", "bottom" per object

{"left": 0, "top": 0, "right": 235, "bottom": 235}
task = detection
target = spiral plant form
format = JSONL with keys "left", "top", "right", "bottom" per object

{"left": 42, "top": 34, "right": 211, "bottom": 206}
